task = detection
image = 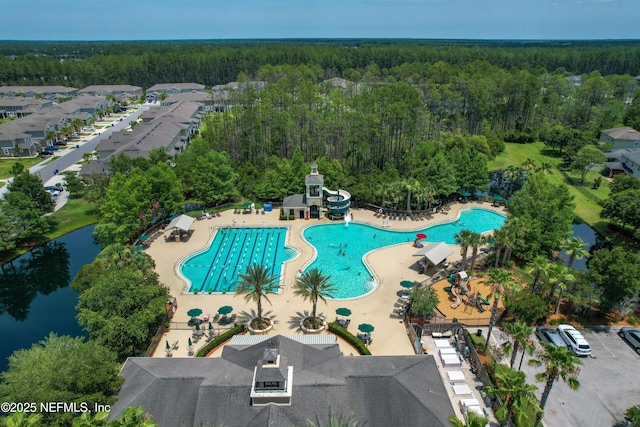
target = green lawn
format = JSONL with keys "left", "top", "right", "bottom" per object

{"left": 489, "top": 142, "right": 608, "bottom": 231}
{"left": 47, "top": 198, "right": 99, "bottom": 239}
{"left": 0, "top": 157, "right": 43, "bottom": 179}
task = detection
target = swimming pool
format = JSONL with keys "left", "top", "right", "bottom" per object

{"left": 180, "top": 227, "right": 297, "bottom": 293}
{"left": 302, "top": 208, "right": 506, "bottom": 299}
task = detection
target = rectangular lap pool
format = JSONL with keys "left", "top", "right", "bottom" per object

{"left": 179, "top": 227, "right": 297, "bottom": 293}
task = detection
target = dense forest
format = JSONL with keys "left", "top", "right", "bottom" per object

{"left": 1, "top": 40, "right": 639, "bottom": 89}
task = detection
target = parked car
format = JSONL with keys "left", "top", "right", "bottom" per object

{"left": 618, "top": 327, "right": 640, "bottom": 354}
{"left": 83, "top": 126, "right": 95, "bottom": 131}
{"left": 535, "top": 326, "right": 567, "bottom": 348}
{"left": 54, "top": 140, "right": 67, "bottom": 146}
{"left": 44, "top": 145, "right": 59, "bottom": 151}
{"left": 38, "top": 151, "right": 53, "bottom": 157}
{"left": 557, "top": 324, "right": 591, "bottom": 356}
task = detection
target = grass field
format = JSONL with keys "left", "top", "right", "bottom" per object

{"left": 488, "top": 142, "right": 611, "bottom": 234}
{"left": 47, "top": 198, "right": 99, "bottom": 238}
{"left": 0, "top": 157, "right": 44, "bottom": 178}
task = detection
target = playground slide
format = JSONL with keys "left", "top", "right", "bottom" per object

{"left": 450, "top": 286, "right": 462, "bottom": 309}
{"left": 322, "top": 187, "right": 351, "bottom": 216}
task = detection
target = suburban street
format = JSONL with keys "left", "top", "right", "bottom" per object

{"left": 0, "top": 105, "right": 149, "bottom": 196}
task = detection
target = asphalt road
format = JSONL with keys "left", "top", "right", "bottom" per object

{"left": 32, "top": 106, "right": 145, "bottom": 184}
{"left": 490, "top": 326, "right": 640, "bottom": 427}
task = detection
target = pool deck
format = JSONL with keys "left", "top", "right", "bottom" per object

{"left": 147, "top": 201, "right": 506, "bottom": 359}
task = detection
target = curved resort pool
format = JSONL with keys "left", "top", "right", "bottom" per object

{"left": 303, "top": 208, "right": 506, "bottom": 299}
{"left": 179, "top": 208, "right": 505, "bottom": 299}
{"left": 180, "top": 227, "right": 297, "bottom": 294}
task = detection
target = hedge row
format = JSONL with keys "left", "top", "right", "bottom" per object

{"left": 196, "top": 324, "right": 246, "bottom": 357}
{"left": 328, "top": 322, "right": 371, "bottom": 355}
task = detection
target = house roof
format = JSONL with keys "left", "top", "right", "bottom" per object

{"left": 413, "top": 242, "right": 455, "bottom": 266}
{"left": 282, "top": 193, "right": 306, "bottom": 208}
{"left": 110, "top": 335, "right": 455, "bottom": 427}
{"left": 601, "top": 126, "right": 640, "bottom": 141}
{"left": 147, "top": 83, "right": 205, "bottom": 92}
{"left": 79, "top": 85, "right": 142, "bottom": 94}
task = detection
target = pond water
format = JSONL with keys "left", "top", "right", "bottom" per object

{"left": 559, "top": 220, "right": 600, "bottom": 271}
{"left": 0, "top": 225, "right": 101, "bottom": 373}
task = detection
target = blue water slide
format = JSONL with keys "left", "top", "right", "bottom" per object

{"left": 322, "top": 187, "right": 351, "bottom": 215}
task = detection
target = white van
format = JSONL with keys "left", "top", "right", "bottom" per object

{"left": 557, "top": 324, "right": 591, "bottom": 356}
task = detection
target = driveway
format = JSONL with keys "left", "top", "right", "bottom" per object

{"left": 491, "top": 326, "right": 640, "bottom": 427}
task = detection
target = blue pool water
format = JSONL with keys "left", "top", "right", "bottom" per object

{"left": 303, "top": 208, "right": 506, "bottom": 299}
{"left": 180, "top": 227, "right": 297, "bottom": 293}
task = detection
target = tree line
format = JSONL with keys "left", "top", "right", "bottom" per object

{"left": 1, "top": 40, "right": 640, "bottom": 89}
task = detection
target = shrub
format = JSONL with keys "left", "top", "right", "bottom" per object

{"left": 328, "top": 322, "right": 371, "bottom": 355}
{"left": 196, "top": 324, "right": 245, "bottom": 357}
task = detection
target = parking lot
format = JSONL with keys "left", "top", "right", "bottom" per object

{"left": 500, "top": 326, "right": 640, "bottom": 427}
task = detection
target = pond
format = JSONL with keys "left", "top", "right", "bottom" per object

{"left": 559, "top": 220, "right": 600, "bottom": 271}
{"left": 0, "top": 225, "right": 101, "bottom": 373}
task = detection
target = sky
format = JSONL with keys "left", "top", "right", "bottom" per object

{"left": 1, "top": 0, "right": 639, "bottom": 41}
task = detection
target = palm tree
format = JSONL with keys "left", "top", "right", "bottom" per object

{"left": 500, "top": 217, "right": 526, "bottom": 266}
{"left": 502, "top": 320, "right": 534, "bottom": 370}
{"left": 528, "top": 344, "right": 582, "bottom": 427}
{"left": 467, "top": 232, "right": 487, "bottom": 273}
{"left": 545, "top": 262, "right": 575, "bottom": 314}
{"left": 447, "top": 412, "right": 489, "bottom": 427}
{"left": 235, "top": 264, "right": 279, "bottom": 329}
{"left": 294, "top": 268, "right": 337, "bottom": 328}
{"left": 376, "top": 182, "right": 393, "bottom": 209}
{"left": 486, "top": 365, "right": 540, "bottom": 426}
{"left": 454, "top": 229, "right": 474, "bottom": 271}
{"left": 527, "top": 255, "right": 552, "bottom": 293}
{"left": 71, "top": 118, "right": 84, "bottom": 133}
{"left": 306, "top": 412, "right": 361, "bottom": 427}
{"left": 483, "top": 268, "right": 518, "bottom": 350}
{"left": 402, "top": 178, "right": 421, "bottom": 212}
{"left": 492, "top": 228, "right": 507, "bottom": 268}
{"left": 562, "top": 237, "right": 590, "bottom": 269}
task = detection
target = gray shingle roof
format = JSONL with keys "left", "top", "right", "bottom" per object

{"left": 601, "top": 126, "right": 640, "bottom": 141}
{"left": 111, "top": 335, "right": 455, "bottom": 427}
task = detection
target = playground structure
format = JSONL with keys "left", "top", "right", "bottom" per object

{"left": 444, "top": 271, "right": 470, "bottom": 309}
{"left": 433, "top": 276, "right": 501, "bottom": 323}
{"left": 444, "top": 271, "right": 491, "bottom": 313}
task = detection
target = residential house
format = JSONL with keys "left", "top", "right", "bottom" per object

{"left": 109, "top": 335, "right": 455, "bottom": 427}
{"left": 0, "top": 98, "right": 53, "bottom": 119}
{"left": 95, "top": 121, "right": 188, "bottom": 160}
{"left": 0, "top": 124, "right": 40, "bottom": 157}
{"left": 605, "top": 148, "right": 640, "bottom": 179}
{"left": 145, "top": 83, "right": 205, "bottom": 102}
{"left": 599, "top": 126, "right": 640, "bottom": 150}
{"left": 79, "top": 85, "right": 143, "bottom": 102}
{"left": 0, "top": 85, "right": 79, "bottom": 100}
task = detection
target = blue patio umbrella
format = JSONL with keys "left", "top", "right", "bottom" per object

{"left": 461, "top": 191, "right": 471, "bottom": 197}
{"left": 358, "top": 323, "right": 375, "bottom": 333}
{"left": 188, "top": 337, "right": 192, "bottom": 347}
{"left": 138, "top": 235, "right": 150, "bottom": 241}
{"left": 208, "top": 322, "right": 213, "bottom": 331}
{"left": 165, "top": 340, "right": 170, "bottom": 350}
{"left": 195, "top": 323, "right": 200, "bottom": 331}
{"left": 493, "top": 195, "right": 504, "bottom": 201}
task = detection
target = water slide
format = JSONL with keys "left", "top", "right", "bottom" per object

{"left": 450, "top": 285, "right": 462, "bottom": 309}
{"left": 322, "top": 187, "right": 351, "bottom": 217}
